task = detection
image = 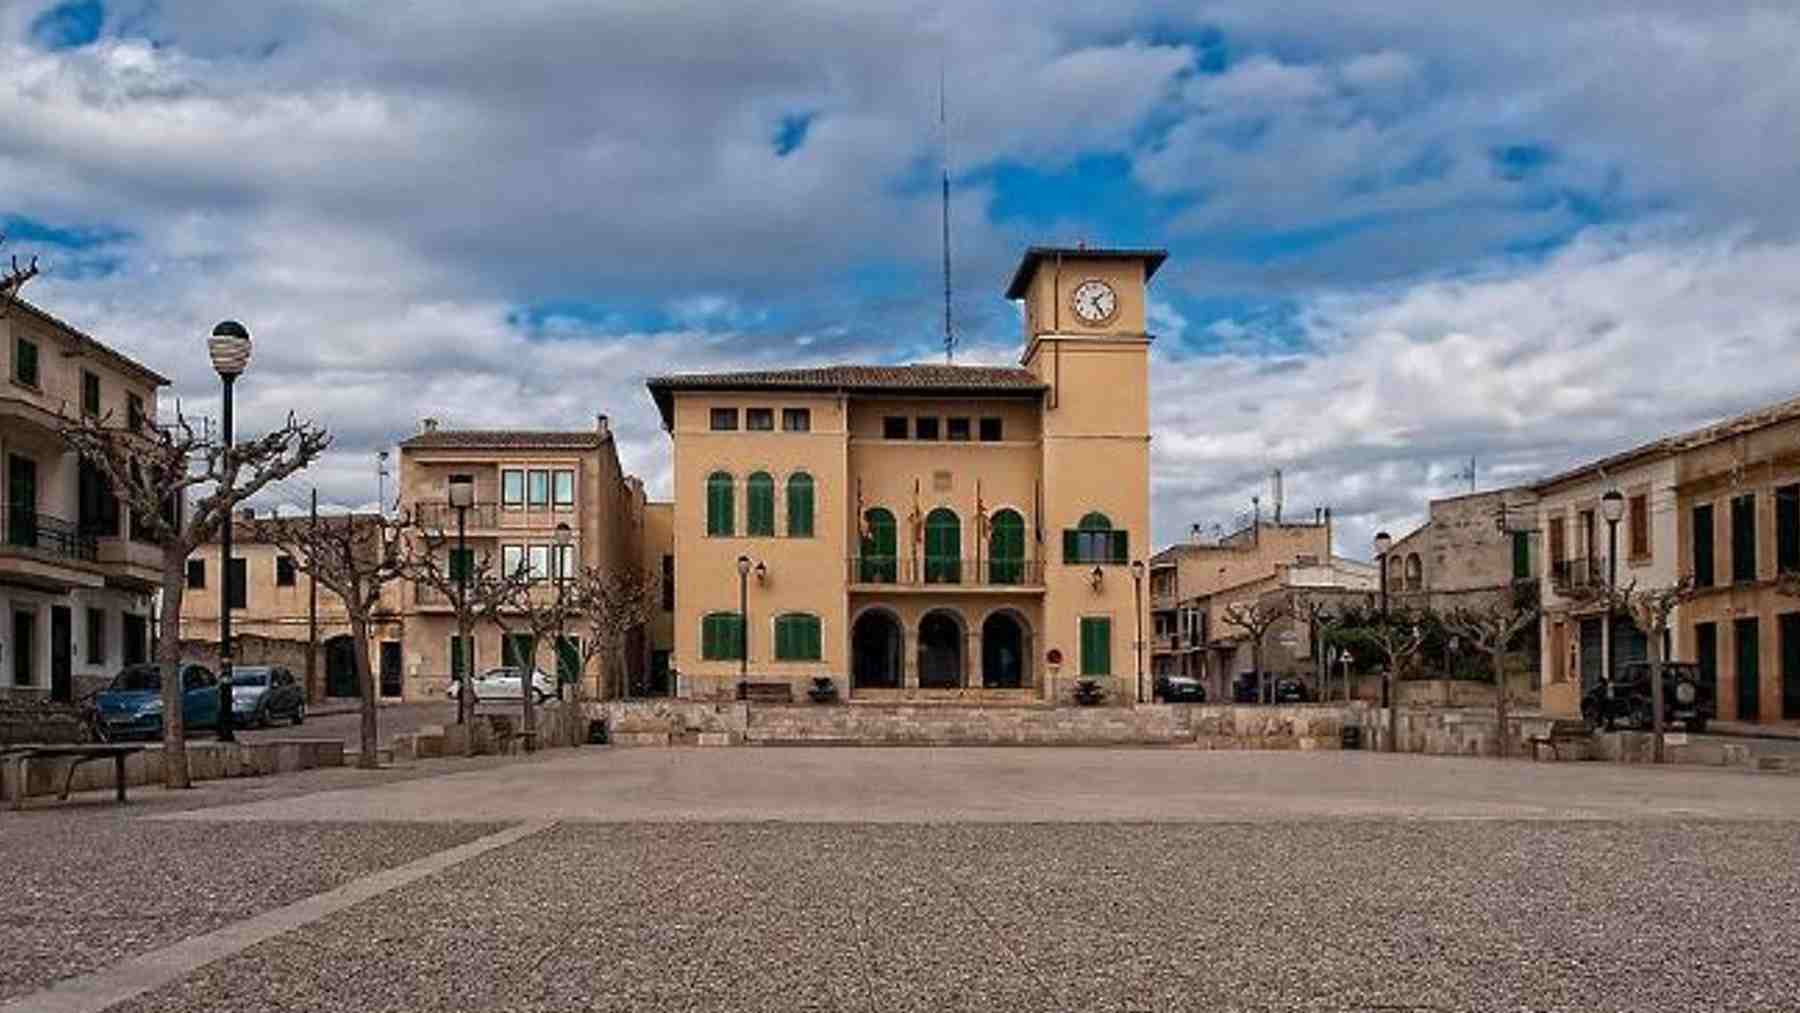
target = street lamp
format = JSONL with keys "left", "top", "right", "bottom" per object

{"left": 1374, "top": 530, "right": 1393, "bottom": 617}
{"left": 1130, "top": 559, "right": 1146, "bottom": 703}
{"left": 208, "top": 320, "right": 251, "bottom": 744}
{"left": 448, "top": 473, "right": 473, "bottom": 725}
{"left": 1373, "top": 529, "right": 1394, "bottom": 750}
{"left": 555, "top": 522, "right": 572, "bottom": 700}
{"left": 1600, "top": 487, "right": 1625, "bottom": 705}
{"left": 736, "top": 555, "right": 752, "bottom": 701}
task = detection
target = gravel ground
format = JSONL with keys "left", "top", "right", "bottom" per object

{"left": 106, "top": 821, "right": 1800, "bottom": 1013}
{"left": 0, "top": 810, "right": 509, "bottom": 1001}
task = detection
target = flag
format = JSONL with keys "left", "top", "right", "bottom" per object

{"left": 975, "top": 479, "right": 988, "bottom": 540}
{"left": 856, "top": 478, "right": 869, "bottom": 541}
{"left": 909, "top": 477, "right": 923, "bottom": 546}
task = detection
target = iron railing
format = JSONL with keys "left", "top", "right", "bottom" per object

{"left": 1550, "top": 556, "right": 1601, "bottom": 591}
{"left": 846, "top": 556, "right": 1045, "bottom": 588}
{"left": 2, "top": 505, "right": 99, "bottom": 563}
{"left": 413, "top": 502, "right": 502, "bottom": 529}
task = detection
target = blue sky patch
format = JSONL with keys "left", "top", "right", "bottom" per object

{"left": 773, "top": 113, "right": 815, "bottom": 157}
{"left": 30, "top": 0, "right": 104, "bottom": 50}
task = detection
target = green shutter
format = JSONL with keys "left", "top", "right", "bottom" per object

{"left": 450, "top": 637, "right": 467, "bottom": 677}
{"left": 707, "top": 473, "right": 734, "bottom": 536}
{"left": 556, "top": 637, "right": 580, "bottom": 682}
{"left": 1110, "top": 530, "right": 1129, "bottom": 565}
{"left": 1063, "top": 529, "right": 1080, "bottom": 564}
{"left": 505, "top": 634, "right": 535, "bottom": 670}
{"left": 925, "top": 509, "right": 960, "bottom": 583}
{"left": 748, "top": 473, "right": 775, "bottom": 536}
{"left": 1080, "top": 618, "right": 1111, "bottom": 676}
{"left": 787, "top": 475, "right": 814, "bottom": 537}
{"left": 990, "top": 511, "right": 1023, "bottom": 584}
{"left": 1512, "top": 532, "right": 1530, "bottom": 580}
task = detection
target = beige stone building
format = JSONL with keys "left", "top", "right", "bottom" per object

{"left": 645, "top": 246, "right": 1161, "bottom": 704}
{"left": 1193, "top": 556, "right": 1377, "bottom": 700}
{"left": 2, "top": 299, "right": 166, "bottom": 699}
{"left": 1384, "top": 487, "right": 1539, "bottom": 610}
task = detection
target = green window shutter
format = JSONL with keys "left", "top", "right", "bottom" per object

{"left": 702, "top": 616, "right": 718, "bottom": 660}
{"left": 748, "top": 473, "right": 775, "bottom": 536}
{"left": 556, "top": 637, "right": 580, "bottom": 682}
{"left": 787, "top": 474, "right": 814, "bottom": 537}
{"left": 450, "top": 637, "right": 467, "bottom": 677}
{"left": 1080, "top": 618, "right": 1111, "bottom": 676}
{"left": 775, "top": 616, "right": 791, "bottom": 660}
{"left": 990, "top": 511, "right": 1023, "bottom": 583}
{"left": 707, "top": 473, "right": 734, "bottom": 536}
{"left": 1511, "top": 532, "right": 1530, "bottom": 580}
{"left": 805, "top": 616, "right": 820, "bottom": 660}
{"left": 1110, "top": 530, "right": 1129, "bottom": 565}
{"left": 732, "top": 614, "right": 746, "bottom": 660}
{"left": 1063, "top": 529, "right": 1080, "bottom": 564}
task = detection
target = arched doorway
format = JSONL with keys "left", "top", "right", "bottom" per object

{"left": 917, "top": 610, "right": 964, "bottom": 688}
{"left": 851, "top": 609, "right": 903, "bottom": 689}
{"left": 924, "top": 508, "right": 961, "bottom": 584}
{"left": 988, "top": 509, "right": 1024, "bottom": 585}
{"left": 324, "top": 635, "right": 360, "bottom": 698}
{"left": 981, "top": 611, "right": 1030, "bottom": 689}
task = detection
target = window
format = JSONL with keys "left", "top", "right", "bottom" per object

{"left": 710, "top": 408, "right": 739, "bottom": 431}
{"left": 706, "top": 472, "right": 734, "bottom": 536}
{"left": 924, "top": 508, "right": 961, "bottom": 583}
{"left": 1777, "top": 484, "right": 1799, "bottom": 575}
{"left": 82, "top": 370, "right": 101, "bottom": 416}
{"left": 528, "top": 544, "right": 551, "bottom": 581}
{"left": 1732, "top": 493, "right": 1757, "bottom": 583}
{"left": 947, "top": 417, "right": 971, "bottom": 442}
{"left": 1628, "top": 493, "right": 1650, "bottom": 559}
{"left": 1080, "top": 617, "right": 1112, "bottom": 676}
{"left": 782, "top": 408, "right": 811, "bottom": 432}
{"left": 860, "top": 508, "right": 897, "bottom": 582}
{"left": 914, "top": 417, "right": 939, "bottom": 440}
{"left": 702, "top": 612, "right": 745, "bottom": 660}
{"left": 553, "top": 469, "right": 575, "bottom": 507}
{"left": 501, "top": 469, "right": 525, "bottom": 508}
{"left": 449, "top": 636, "right": 475, "bottom": 678}
{"left": 449, "top": 548, "right": 473, "bottom": 582}
{"left": 661, "top": 554, "right": 674, "bottom": 611}
{"left": 746, "top": 408, "right": 774, "bottom": 431}
{"left": 1548, "top": 515, "right": 1567, "bottom": 569}
{"left": 503, "top": 633, "right": 535, "bottom": 670}
{"left": 883, "top": 416, "right": 908, "bottom": 439}
{"left": 988, "top": 510, "right": 1025, "bottom": 584}
{"left": 86, "top": 608, "right": 105, "bottom": 665}
{"left": 78, "top": 458, "right": 120, "bottom": 537}
{"left": 13, "top": 337, "right": 39, "bottom": 387}
{"left": 502, "top": 544, "right": 525, "bottom": 579}
{"left": 226, "top": 558, "right": 248, "bottom": 610}
{"left": 979, "top": 417, "right": 1003, "bottom": 442}
{"left": 774, "top": 613, "right": 822, "bottom": 661}
{"left": 1512, "top": 531, "right": 1531, "bottom": 581}
{"left": 127, "top": 393, "right": 145, "bottom": 430}
{"left": 527, "top": 469, "right": 550, "bottom": 508}
{"left": 276, "top": 554, "right": 297, "bottom": 587}
{"left": 747, "top": 472, "right": 775, "bottom": 536}
{"left": 786, "top": 473, "right": 814, "bottom": 537}
{"left": 1064, "top": 512, "right": 1127, "bottom": 564}
{"left": 1693, "top": 503, "right": 1715, "bottom": 588}
{"left": 186, "top": 559, "right": 206, "bottom": 589}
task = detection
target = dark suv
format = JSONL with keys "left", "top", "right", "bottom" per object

{"left": 1581, "top": 661, "right": 1714, "bottom": 733}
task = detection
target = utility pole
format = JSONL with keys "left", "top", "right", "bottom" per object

{"left": 307, "top": 487, "right": 319, "bottom": 702}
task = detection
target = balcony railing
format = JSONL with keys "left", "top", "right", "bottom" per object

{"left": 1550, "top": 557, "right": 1602, "bottom": 592}
{"left": 415, "top": 580, "right": 568, "bottom": 608}
{"left": 2, "top": 505, "right": 99, "bottom": 564}
{"left": 847, "top": 556, "right": 1045, "bottom": 588}
{"left": 413, "top": 502, "right": 502, "bottom": 530}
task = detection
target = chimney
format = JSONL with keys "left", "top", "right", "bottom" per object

{"left": 420, "top": 417, "right": 439, "bottom": 434}
{"left": 1189, "top": 523, "right": 1202, "bottom": 545}
{"left": 595, "top": 413, "right": 611, "bottom": 437}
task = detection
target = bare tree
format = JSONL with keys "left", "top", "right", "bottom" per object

{"left": 0, "top": 231, "right": 41, "bottom": 314}
{"left": 60, "top": 406, "right": 329, "bottom": 787}
{"left": 1292, "top": 593, "right": 1344, "bottom": 701}
{"left": 1778, "top": 570, "right": 1800, "bottom": 600}
{"left": 408, "top": 529, "right": 532, "bottom": 730}
{"left": 1443, "top": 595, "right": 1540, "bottom": 759}
{"left": 257, "top": 511, "right": 412, "bottom": 769}
{"left": 1568, "top": 575, "right": 1698, "bottom": 763}
{"left": 482, "top": 565, "right": 568, "bottom": 750}
{"left": 1343, "top": 611, "right": 1429, "bottom": 752}
{"left": 567, "top": 563, "right": 660, "bottom": 701}
{"left": 1219, "top": 596, "right": 1291, "bottom": 705}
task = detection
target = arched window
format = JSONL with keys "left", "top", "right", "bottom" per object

{"left": 860, "top": 508, "right": 897, "bottom": 583}
{"left": 786, "top": 473, "right": 814, "bottom": 538}
{"left": 746, "top": 472, "right": 775, "bottom": 536}
{"left": 773, "top": 613, "right": 822, "bottom": 661}
{"left": 706, "top": 472, "right": 734, "bottom": 536}
{"left": 925, "top": 508, "right": 961, "bottom": 583}
{"left": 701, "top": 612, "right": 744, "bottom": 660}
{"left": 1405, "top": 553, "right": 1423, "bottom": 592}
{"left": 1065, "top": 511, "right": 1126, "bottom": 564}
{"left": 988, "top": 509, "right": 1025, "bottom": 584}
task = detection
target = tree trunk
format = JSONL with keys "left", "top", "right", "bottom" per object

{"left": 1648, "top": 624, "right": 1666, "bottom": 764}
{"left": 1253, "top": 641, "right": 1266, "bottom": 704}
{"left": 349, "top": 610, "right": 380, "bottom": 769}
{"left": 521, "top": 635, "right": 537, "bottom": 752}
{"left": 157, "top": 562, "right": 191, "bottom": 788}
{"left": 455, "top": 611, "right": 474, "bottom": 730}
{"left": 1493, "top": 649, "right": 1510, "bottom": 760}
{"left": 1385, "top": 661, "right": 1398, "bottom": 754}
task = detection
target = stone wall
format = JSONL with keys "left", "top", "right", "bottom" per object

{"left": 179, "top": 633, "right": 321, "bottom": 679}
{"left": 1, "top": 738, "right": 345, "bottom": 803}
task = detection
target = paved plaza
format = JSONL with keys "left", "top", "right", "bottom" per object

{"left": 5, "top": 748, "right": 1800, "bottom": 1012}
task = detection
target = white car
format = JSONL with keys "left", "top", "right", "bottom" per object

{"left": 447, "top": 666, "right": 556, "bottom": 704}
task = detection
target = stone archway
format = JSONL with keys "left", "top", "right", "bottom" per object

{"left": 917, "top": 610, "right": 964, "bottom": 689}
{"left": 851, "top": 609, "right": 904, "bottom": 690}
{"left": 981, "top": 610, "right": 1031, "bottom": 689}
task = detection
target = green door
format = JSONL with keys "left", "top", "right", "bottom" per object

{"left": 1781, "top": 613, "right": 1800, "bottom": 721}
{"left": 8, "top": 455, "right": 37, "bottom": 548}
{"left": 1080, "top": 617, "right": 1111, "bottom": 677}
{"left": 924, "top": 509, "right": 960, "bottom": 584}
{"left": 861, "top": 509, "right": 896, "bottom": 582}
{"left": 1735, "top": 618, "right": 1760, "bottom": 721}
{"left": 988, "top": 510, "right": 1024, "bottom": 584}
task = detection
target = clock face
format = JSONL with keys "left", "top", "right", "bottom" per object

{"left": 1070, "top": 279, "right": 1118, "bottom": 325}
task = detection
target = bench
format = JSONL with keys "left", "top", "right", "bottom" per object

{"left": 738, "top": 681, "right": 793, "bottom": 704}
{"left": 1529, "top": 720, "right": 1591, "bottom": 762}
{"left": 2, "top": 744, "right": 147, "bottom": 809}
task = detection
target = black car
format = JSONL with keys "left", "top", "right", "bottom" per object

{"left": 1272, "top": 677, "right": 1312, "bottom": 704}
{"left": 1155, "top": 673, "right": 1207, "bottom": 703}
{"left": 1231, "top": 674, "right": 1262, "bottom": 703}
{"left": 1581, "top": 661, "right": 1714, "bottom": 733}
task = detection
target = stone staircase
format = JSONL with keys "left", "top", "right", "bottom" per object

{"left": 745, "top": 704, "right": 1186, "bottom": 746}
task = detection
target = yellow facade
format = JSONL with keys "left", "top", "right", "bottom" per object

{"left": 650, "top": 247, "right": 1162, "bottom": 704}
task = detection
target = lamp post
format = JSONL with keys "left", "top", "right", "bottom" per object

{"left": 736, "top": 555, "right": 751, "bottom": 701}
{"left": 208, "top": 320, "right": 251, "bottom": 744}
{"left": 1374, "top": 531, "right": 1393, "bottom": 618}
{"left": 1600, "top": 488, "right": 1625, "bottom": 709}
{"left": 1130, "top": 559, "right": 1146, "bottom": 703}
{"left": 449, "top": 473, "right": 473, "bottom": 724}
{"left": 554, "top": 522, "right": 571, "bottom": 701}
{"left": 1373, "top": 530, "right": 1394, "bottom": 749}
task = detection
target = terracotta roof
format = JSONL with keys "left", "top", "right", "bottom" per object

{"left": 400, "top": 429, "right": 611, "bottom": 450}
{"left": 1533, "top": 392, "right": 1800, "bottom": 492}
{"left": 6, "top": 297, "right": 172, "bottom": 386}
{"left": 1004, "top": 246, "right": 1169, "bottom": 300}
{"left": 645, "top": 363, "right": 1046, "bottom": 428}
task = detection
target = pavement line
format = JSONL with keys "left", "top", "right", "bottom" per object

{"left": 2, "top": 819, "right": 554, "bottom": 1013}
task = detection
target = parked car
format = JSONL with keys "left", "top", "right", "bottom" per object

{"left": 1581, "top": 661, "right": 1714, "bottom": 733}
{"left": 1155, "top": 673, "right": 1207, "bottom": 703}
{"left": 1273, "top": 677, "right": 1312, "bottom": 704}
{"left": 229, "top": 665, "right": 307, "bottom": 728}
{"left": 93, "top": 662, "right": 221, "bottom": 740}
{"left": 447, "top": 667, "right": 555, "bottom": 704}
{"left": 1231, "top": 673, "right": 1262, "bottom": 703}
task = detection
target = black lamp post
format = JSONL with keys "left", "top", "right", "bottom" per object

{"left": 554, "top": 521, "right": 572, "bottom": 700}
{"left": 208, "top": 320, "right": 251, "bottom": 744}
{"left": 736, "top": 555, "right": 752, "bottom": 700}
{"left": 1373, "top": 530, "right": 1394, "bottom": 751}
{"left": 1130, "top": 559, "right": 1146, "bottom": 703}
{"left": 1374, "top": 530, "right": 1393, "bottom": 618}
{"left": 448, "top": 473, "right": 473, "bottom": 724}
{"left": 1601, "top": 488, "right": 1625, "bottom": 699}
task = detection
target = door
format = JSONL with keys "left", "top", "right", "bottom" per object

{"left": 324, "top": 635, "right": 360, "bottom": 697}
{"left": 1609, "top": 614, "right": 1646, "bottom": 681}
{"left": 379, "top": 641, "right": 403, "bottom": 697}
{"left": 1695, "top": 622, "right": 1719, "bottom": 697}
{"left": 1780, "top": 613, "right": 1800, "bottom": 721}
{"left": 50, "top": 606, "right": 72, "bottom": 702}
{"left": 1578, "top": 617, "right": 1604, "bottom": 691}
{"left": 649, "top": 650, "right": 671, "bottom": 697}
{"left": 122, "top": 614, "right": 148, "bottom": 666}
{"left": 7, "top": 455, "right": 37, "bottom": 547}
{"left": 12, "top": 610, "right": 34, "bottom": 687}
{"left": 988, "top": 510, "right": 1024, "bottom": 585}
{"left": 860, "top": 509, "right": 897, "bottom": 582}
{"left": 1735, "top": 618, "right": 1761, "bottom": 722}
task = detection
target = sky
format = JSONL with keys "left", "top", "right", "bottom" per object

{"left": 6, "top": 1, "right": 1800, "bottom": 558}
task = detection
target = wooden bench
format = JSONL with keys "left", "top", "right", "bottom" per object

{"left": 3, "top": 744, "right": 147, "bottom": 809}
{"left": 1529, "top": 720, "right": 1592, "bottom": 762}
{"left": 738, "top": 681, "right": 794, "bottom": 704}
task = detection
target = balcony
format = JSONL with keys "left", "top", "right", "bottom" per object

{"left": 413, "top": 502, "right": 501, "bottom": 530}
{"left": 1550, "top": 557, "right": 1602, "bottom": 593}
{"left": 3, "top": 506, "right": 98, "bottom": 564}
{"left": 846, "top": 556, "right": 1045, "bottom": 591}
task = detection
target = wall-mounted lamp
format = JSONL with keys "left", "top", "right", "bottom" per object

{"left": 1089, "top": 565, "right": 1105, "bottom": 590}
{"left": 754, "top": 560, "right": 768, "bottom": 584}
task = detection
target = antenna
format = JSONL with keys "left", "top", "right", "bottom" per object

{"left": 940, "top": 58, "right": 955, "bottom": 363}
{"left": 1453, "top": 455, "right": 1476, "bottom": 493}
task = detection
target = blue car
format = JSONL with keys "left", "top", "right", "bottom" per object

{"left": 93, "top": 662, "right": 222, "bottom": 740}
